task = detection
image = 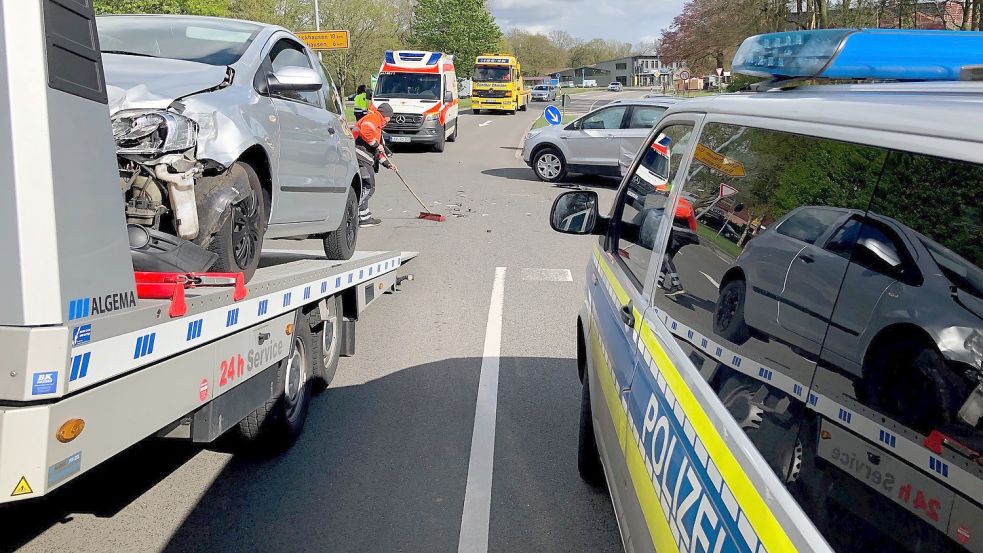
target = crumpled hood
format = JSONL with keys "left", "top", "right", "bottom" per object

{"left": 374, "top": 98, "right": 440, "bottom": 115}
{"left": 104, "top": 54, "right": 230, "bottom": 113}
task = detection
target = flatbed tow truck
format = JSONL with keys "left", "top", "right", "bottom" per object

{"left": 0, "top": 1, "right": 413, "bottom": 503}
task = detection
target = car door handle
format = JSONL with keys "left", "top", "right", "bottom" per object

{"left": 799, "top": 254, "right": 815, "bottom": 264}
{"left": 327, "top": 127, "right": 337, "bottom": 135}
{"left": 620, "top": 303, "right": 635, "bottom": 327}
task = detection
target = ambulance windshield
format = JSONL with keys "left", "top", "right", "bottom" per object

{"left": 375, "top": 73, "right": 442, "bottom": 100}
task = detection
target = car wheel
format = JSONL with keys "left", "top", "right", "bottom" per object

{"left": 532, "top": 147, "right": 567, "bottom": 182}
{"left": 207, "top": 161, "right": 265, "bottom": 283}
{"left": 578, "top": 374, "right": 605, "bottom": 486}
{"left": 322, "top": 186, "right": 358, "bottom": 260}
{"left": 713, "top": 279, "right": 751, "bottom": 345}
{"left": 519, "top": 100, "right": 527, "bottom": 112}
{"left": 237, "top": 321, "right": 313, "bottom": 447}
{"left": 447, "top": 119, "right": 458, "bottom": 142}
{"left": 861, "top": 341, "right": 964, "bottom": 433}
{"left": 473, "top": 108, "right": 481, "bottom": 115}
{"left": 432, "top": 124, "right": 446, "bottom": 152}
{"left": 310, "top": 295, "right": 342, "bottom": 392}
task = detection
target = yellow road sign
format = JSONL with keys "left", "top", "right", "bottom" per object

{"left": 296, "top": 30, "right": 350, "bottom": 51}
{"left": 694, "top": 143, "right": 746, "bottom": 177}
{"left": 11, "top": 476, "right": 32, "bottom": 496}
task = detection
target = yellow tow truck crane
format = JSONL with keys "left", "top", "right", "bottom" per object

{"left": 470, "top": 55, "right": 530, "bottom": 115}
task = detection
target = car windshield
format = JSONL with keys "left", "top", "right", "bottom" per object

{"left": 473, "top": 66, "right": 511, "bottom": 82}
{"left": 534, "top": 85, "right": 550, "bottom": 91}
{"left": 921, "top": 235, "right": 983, "bottom": 299}
{"left": 375, "top": 73, "right": 442, "bottom": 99}
{"left": 97, "top": 16, "right": 261, "bottom": 66}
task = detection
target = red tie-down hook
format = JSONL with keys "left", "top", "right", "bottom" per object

{"left": 134, "top": 272, "right": 247, "bottom": 318}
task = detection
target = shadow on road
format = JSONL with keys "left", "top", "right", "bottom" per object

{"left": 481, "top": 168, "right": 621, "bottom": 191}
{"left": 2, "top": 357, "right": 622, "bottom": 553}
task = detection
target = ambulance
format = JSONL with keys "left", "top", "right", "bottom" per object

{"left": 372, "top": 50, "right": 460, "bottom": 153}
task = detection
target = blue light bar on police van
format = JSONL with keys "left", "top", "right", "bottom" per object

{"left": 733, "top": 29, "right": 983, "bottom": 81}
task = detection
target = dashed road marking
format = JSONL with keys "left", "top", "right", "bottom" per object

{"left": 521, "top": 268, "right": 573, "bottom": 282}
{"left": 700, "top": 271, "right": 720, "bottom": 288}
{"left": 457, "top": 267, "right": 506, "bottom": 553}
{"left": 479, "top": 120, "right": 493, "bottom": 127}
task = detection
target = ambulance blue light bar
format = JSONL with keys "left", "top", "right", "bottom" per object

{"left": 733, "top": 29, "right": 983, "bottom": 81}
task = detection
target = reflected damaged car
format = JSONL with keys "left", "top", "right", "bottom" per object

{"left": 98, "top": 15, "right": 360, "bottom": 281}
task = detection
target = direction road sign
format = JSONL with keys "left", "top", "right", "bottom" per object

{"left": 296, "top": 30, "right": 350, "bottom": 50}
{"left": 719, "top": 183, "right": 738, "bottom": 198}
{"left": 544, "top": 105, "right": 562, "bottom": 126}
{"left": 694, "top": 143, "right": 746, "bottom": 177}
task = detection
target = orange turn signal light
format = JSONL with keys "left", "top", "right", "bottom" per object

{"left": 56, "top": 418, "right": 85, "bottom": 443}
{"left": 286, "top": 323, "right": 294, "bottom": 336}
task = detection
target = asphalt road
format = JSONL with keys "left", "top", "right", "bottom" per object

{"left": 2, "top": 90, "right": 650, "bottom": 553}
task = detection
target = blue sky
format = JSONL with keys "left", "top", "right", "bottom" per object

{"left": 487, "top": 0, "right": 687, "bottom": 46}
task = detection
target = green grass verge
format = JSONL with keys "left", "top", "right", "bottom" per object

{"left": 531, "top": 114, "right": 577, "bottom": 130}
{"left": 696, "top": 225, "right": 744, "bottom": 258}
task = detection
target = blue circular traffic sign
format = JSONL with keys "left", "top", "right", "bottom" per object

{"left": 544, "top": 105, "right": 562, "bottom": 126}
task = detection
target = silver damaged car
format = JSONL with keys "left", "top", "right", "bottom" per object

{"left": 98, "top": 15, "right": 360, "bottom": 281}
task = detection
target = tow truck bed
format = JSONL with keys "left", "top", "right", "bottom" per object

{"left": 0, "top": 249, "right": 415, "bottom": 504}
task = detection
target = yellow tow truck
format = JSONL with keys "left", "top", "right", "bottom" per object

{"left": 470, "top": 55, "right": 530, "bottom": 114}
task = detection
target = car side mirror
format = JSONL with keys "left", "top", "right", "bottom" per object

{"left": 550, "top": 190, "right": 607, "bottom": 235}
{"left": 444, "top": 90, "right": 454, "bottom": 103}
{"left": 268, "top": 66, "right": 323, "bottom": 93}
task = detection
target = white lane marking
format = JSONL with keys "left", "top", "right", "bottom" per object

{"left": 479, "top": 120, "right": 493, "bottom": 127}
{"left": 457, "top": 267, "right": 506, "bottom": 553}
{"left": 521, "top": 268, "right": 573, "bottom": 282}
{"left": 700, "top": 271, "right": 720, "bottom": 289}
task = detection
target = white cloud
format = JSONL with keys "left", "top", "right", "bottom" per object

{"left": 488, "top": 0, "right": 686, "bottom": 45}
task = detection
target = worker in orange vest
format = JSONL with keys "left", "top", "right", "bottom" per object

{"left": 351, "top": 103, "right": 396, "bottom": 227}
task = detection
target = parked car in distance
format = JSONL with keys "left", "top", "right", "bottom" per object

{"left": 98, "top": 15, "right": 360, "bottom": 282}
{"left": 608, "top": 81, "right": 624, "bottom": 92}
{"left": 522, "top": 98, "right": 679, "bottom": 182}
{"left": 531, "top": 84, "right": 557, "bottom": 102}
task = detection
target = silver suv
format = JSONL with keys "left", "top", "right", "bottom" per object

{"left": 99, "top": 15, "right": 360, "bottom": 281}
{"left": 522, "top": 98, "right": 678, "bottom": 182}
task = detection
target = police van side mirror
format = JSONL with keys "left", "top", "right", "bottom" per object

{"left": 550, "top": 190, "right": 607, "bottom": 235}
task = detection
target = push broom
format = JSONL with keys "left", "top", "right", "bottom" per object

{"left": 392, "top": 166, "right": 445, "bottom": 222}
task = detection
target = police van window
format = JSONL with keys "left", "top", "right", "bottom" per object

{"left": 646, "top": 121, "right": 889, "bottom": 492}
{"left": 612, "top": 124, "right": 693, "bottom": 289}
{"left": 799, "top": 149, "right": 983, "bottom": 553}
{"left": 268, "top": 39, "right": 321, "bottom": 107}
{"left": 776, "top": 207, "right": 843, "bottom": 245}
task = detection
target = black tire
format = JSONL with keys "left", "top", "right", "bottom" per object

{"left": 714, "top": 279, "right": 751, "bottom": 345}
{"left": 447, "top": 118, "right": 458, "bottom": 142}
{"left": 432, "top": 124, "right": 446, "bottom": 152}
{"left": 310, "top": 294, "right": 342, "bottom": 392}
{"left": 237, "top": 319, "right": 313, "bottom": 446}
{"left": 322, "top": 186, "right": 358, "bottom": 260}
{"left": 532, "top": 146, "right": 567, "bottom": 183}
{"left": 861, "top": 341, "right": 963, "bottom": 433}
{"left": 578, "top": 375, "right": 605, "bottom": 486}
{"left": 473, "top": 109, "right": 481, "bottom": 115}
{"left": 207, "top": 162, "right": 265, "bottom": 282}
{"left": 519, "top": 99, "right": 527, "bottom": 112}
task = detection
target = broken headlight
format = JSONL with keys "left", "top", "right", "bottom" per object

{"left": 111, "top": 110, "right": 197, "bottom": 155}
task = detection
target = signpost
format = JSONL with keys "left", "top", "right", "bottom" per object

{"left": 296, "top": 30, "right": 350, "bottom": 51}
{"left": 544, "top": 105, "right": 562, "bottom": 126}
{"left": 694, "top": 143, "right": 746, "bottom": 177}
{"left": 719, "top": 183, "right": 738, "bottom": 198}
{"left": 697, "top": 182, "right": 741, "bottom": 222}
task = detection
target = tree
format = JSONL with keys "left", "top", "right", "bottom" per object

{"left": 547, "top": 30, "right": 579, "bottom": 53}
{"left": 503, "top": 29, "right": 567, "bottom": 76}
{"left": 568, "top": 38, "right": 631, "bottom": 66}
{"left": 94, "top": 0, "right": 227, "bottom": 14}
{"left": 410, "top": 0, "right": 502, "bottom": 76}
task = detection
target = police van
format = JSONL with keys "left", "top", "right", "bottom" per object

{"left": 551, "top": 29, "right": 983, "bottom": 553}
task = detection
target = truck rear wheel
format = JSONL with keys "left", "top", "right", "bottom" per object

{"left": 237, "top": 319, "right": 314, "bottom": 446}
{"left": 310, "top": 295, "right": 342, "bottom": 392}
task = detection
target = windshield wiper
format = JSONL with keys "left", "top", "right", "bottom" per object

{"left": 102, "top": 50, "right": 158, "bottom": 58}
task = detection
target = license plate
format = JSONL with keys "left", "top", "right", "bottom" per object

{"left": 390, "top": 136, "right": 411, "bottom": 143}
